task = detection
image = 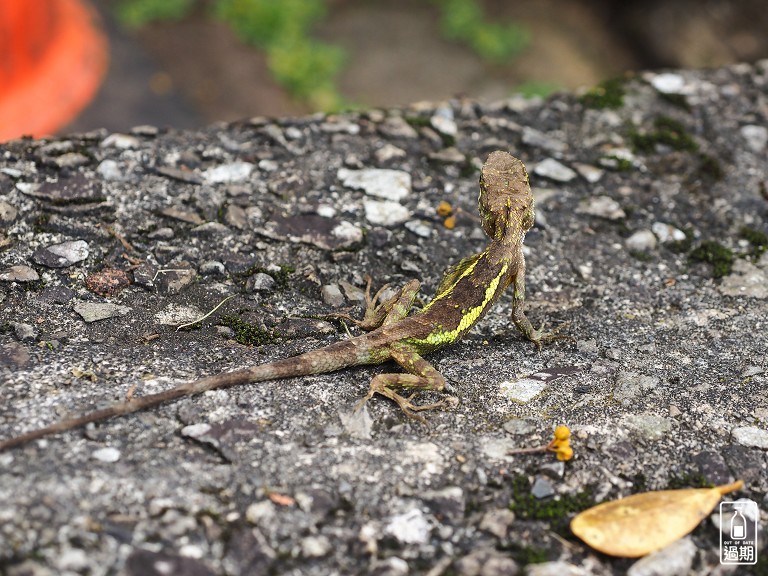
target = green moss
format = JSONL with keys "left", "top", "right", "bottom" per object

{"left": 698, "top": 153, "right": 724, "bottom": 181}
{"left": 512, "top": 545, "right": 551, "bottom": 566}
{"left": 514, "top": 81, "right": 561, "bottom": 99}
{"left": 508, "top": 475, "right": 597, "bottom": 536}
{"left": 580, "top": 78, "right": 626, "bottom": 110}
{"left": 219, "top": 315, "right": 278, "bottom": 346}
{"left": 630, "top": 116, "right": 699, "bottom": 154}
{"left": 741, "top": 226, "right": 768, "bottom": 258}
{"left": 404, "top": 115, "right": 432, "bottom": 129}
{"left": 666, "top": 473, "right": 713, "bottom": 490}
{"left": 689, "top": 240, "right": 734, "bottom": 278}
{"left": 658, "top": 91, "right": 691, "bottom": 111}
{"left": 668, "top": 227, "right": 695, "bottom": 254}
{"left": 606, "top": 155, "right": 634, "bottom": 172}
{"left": 116, "top": 0, "right": 193, "bottom": 27}
{"left": 242, "top": 264, "right": 296, "bottom": 289}
{"left": 629, "top": 250, "right": 654, "bottom": 262}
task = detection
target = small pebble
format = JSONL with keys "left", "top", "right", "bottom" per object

{"left": 533, "top": 158, "right": 577, "bottom": 182}
{"left": 92, "top": 447, "right": 121, "bottom": 463}
{"left": 626, "top": 229, "right": 657, "bottom": 252}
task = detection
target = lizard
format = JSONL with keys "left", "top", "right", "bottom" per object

{"left": 0, "top": 151, "right": 562, "bottom": 451}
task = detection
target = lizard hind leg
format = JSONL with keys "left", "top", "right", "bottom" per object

{"left": 356, "top": 346, "right": 456, "bottom": 424}
{"left": 335, "top": 277, "right": 422, "bottom": 332}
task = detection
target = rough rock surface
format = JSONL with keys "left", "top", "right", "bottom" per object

{"left": 1, "top": 63, "right": 767, "bottom": 575}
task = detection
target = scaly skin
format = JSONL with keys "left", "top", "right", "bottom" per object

{"left": 0, "top": 151, "right": 558, "bottom": 451}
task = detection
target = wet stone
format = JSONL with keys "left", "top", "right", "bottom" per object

{"left": 0, "top": 264, "right": 39, "bottom": 282}
{"left": 32, "top": 240, "right": 89, "bottom": 268}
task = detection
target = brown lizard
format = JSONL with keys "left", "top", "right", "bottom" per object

{"left": 0, "top": 151, "right": 561, "bottom": 451}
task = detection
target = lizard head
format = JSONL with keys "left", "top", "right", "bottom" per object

{"left": 478, "top": 151, "right": 535, "bottom": 242}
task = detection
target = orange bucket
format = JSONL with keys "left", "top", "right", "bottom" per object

{"left": 0, "top": 0, "right": 108, "bottom": 141}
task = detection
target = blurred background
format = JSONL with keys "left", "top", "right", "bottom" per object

{"left": 2, "top": 0, "right": 767, "bottom": 140}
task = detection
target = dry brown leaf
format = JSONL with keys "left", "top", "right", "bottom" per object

{"left": 571, "top": 480, "right": 743, "bottom": 557}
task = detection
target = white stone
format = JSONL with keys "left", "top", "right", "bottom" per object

{"left": 384, "top": 509, "right": 430, "bottom": 544}
{"left": 626, "top": 229, "right": 657, "bottom": 252}
{"left": 338, "top": 168, "right": 411, "bottom": 202}
{"left": 92, "top": 447, "right": 121, "bottom": 463}
{"left": 652, "top": 222, "right": 686, "bottom": 243}
{"left": 363, "top": 199, "right": 410, "bottom": 226}
{"left": 533, "top": 158, "right": 577, "bottom": 182}
{"left": 732, "top": 426, "right": 768, "bottom": 449}
{"left": 649, "top": 72, "right": 686, "bottom": 94}
{"left": 203, "top": 161, "right": 255, "bottom": 183}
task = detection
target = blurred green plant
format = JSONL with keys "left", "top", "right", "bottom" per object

{"left": 215, "top": 0, "right": 344, "bottom": 110}
{"left": 115, "top": 0, "right": 530, "bottom": 111}
{"left": 432, "top": 0, "right": 530, "bottom": 62}
{"left": 117, "top": 0, "right": 194, "bottom": 27}
{"left": 514, "top": 81, "right": 561, "bottom": 99}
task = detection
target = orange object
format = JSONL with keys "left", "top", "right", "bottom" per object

{"left": 0, "top": 0, "right": 108, "bottom": 141}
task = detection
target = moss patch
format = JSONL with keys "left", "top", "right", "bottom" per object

{"left": 741, "top": 226, "right": 768, "bottom": 259}
{"left": 689, "top": 240, "right": 734, "bottom": 278}
{"left": 508, "top": 475, "right": 597, "bottom": 536}
{"left": 219, "top": 315, "right": 278, "bottom": 346}
{"left": 580, "top": 78, "right": 625, "bottom": 110}
{"left": 630, "top": 116, "right": 699, "bottom": 154}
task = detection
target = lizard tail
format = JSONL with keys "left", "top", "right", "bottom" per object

{"left": 0, "top": 338, "right": 378, "bottom": 451}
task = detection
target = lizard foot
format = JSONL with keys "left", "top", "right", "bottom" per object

{"left": 529, "top": 322, "right": 575, "bottom": 350}
{"left": 354, "top": 385, "right": 457, "bottom": 424}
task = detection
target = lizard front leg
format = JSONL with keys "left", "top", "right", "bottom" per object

{"left": 357, "top": 344, "right": 454, "bottom": 424}
{"left": 511, "top": 273, "right": 569, "bottom": 348}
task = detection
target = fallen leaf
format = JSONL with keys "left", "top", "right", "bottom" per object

{"left": 570, "top": 480, "right": 743, "bottom": 557}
